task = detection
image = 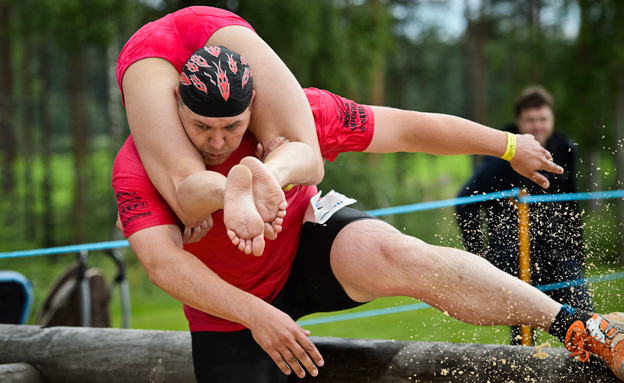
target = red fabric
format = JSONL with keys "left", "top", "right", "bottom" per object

{"left": 113, "top": 132, "right": 316, "bottom": 332}
{"left": 113, "top": 85, "right": 374, "bottom": 331}
{"left": 116, "top": 6, "right": 254, "bottom": 103}
{"left": 113, "top": 136, "right": 181, "bottom": 234}
{"left": 113, "top": 5, "right": 376, "bottom": 333}
{"left": 304, "top": 87, "right": 375, "bottom": 162}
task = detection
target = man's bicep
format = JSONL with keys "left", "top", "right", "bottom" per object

{"left": 127, "top": 225, "right": 183, "bottom": 274}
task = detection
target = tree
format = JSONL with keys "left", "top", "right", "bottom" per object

{"left": 609, "top": 0, "right": 624, "bottom": 264}
{"left": 0, "top": 2, "right": 17, "bottom": 197}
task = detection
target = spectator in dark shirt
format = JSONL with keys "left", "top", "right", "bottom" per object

{"left": 455, "top": 86, "right": 593, "bottom": 345}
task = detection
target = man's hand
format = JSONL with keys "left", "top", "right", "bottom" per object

{"left": 248, "top": 305, "right": 324, "bottom": 378}
{"left": 182, "top": 217, "right": 213, "bottom": 244}
{"left": 510, "top": 134, "right": 563, "bottom": 189}
{"left": 256, "top": 136, "right": 289, "bottom": 162}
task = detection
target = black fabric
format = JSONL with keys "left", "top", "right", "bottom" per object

{"left": 455, "top": 125, "right": 593, "bottom": 343}
{"left": 548, "top": 305, "right": 592, "bottom": 343}
{"left": 192, "top": 330, "right": 288, "bottom": 383}
{"left": 179, "top": 45, "right": 253, "bottom": 117}
{"left": 191, "top": 207, "right": 377, "bottom": 383}
{"left": 456, "top": 125, "right": 585, "bottom": 263}
{"left": 0, "top": 282, "right": 26, "bottom": 324}
{"left": 271, "top": 207, "right": 377, "bottom": 320}
{"left": 194, "top": 329, "right": 346, "bottom": 383}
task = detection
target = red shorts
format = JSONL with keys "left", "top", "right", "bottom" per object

{"left": 116, "top": 6, "right": 254, "bottom": 102}
{"left": 304, "top": 88, "right": 375, "bottom": 162}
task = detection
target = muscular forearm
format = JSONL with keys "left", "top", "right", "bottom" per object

{"left": 368, "top": 106, "right": 562, "bottom": 188}
{"left": 407, "top": 112, "right": 508, "bottom": 157}
{"left": 367, "top": 107, "right": 509, "bottom": 156}
{"left": 129, "top": 226, "right": 270, "bottom": 328}
{"left": 130, "top": 224, "right": 323, "bottom": 378}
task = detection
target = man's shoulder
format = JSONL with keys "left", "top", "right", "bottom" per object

{"left": 548, "top": 131, "right": 578, "bottom": 162}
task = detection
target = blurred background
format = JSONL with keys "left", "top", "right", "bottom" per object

{"left": 1, "top": 0, "right": 623, "bottom": 343}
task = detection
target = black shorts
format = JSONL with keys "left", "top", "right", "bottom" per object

{"left": 192, "top": 207, "right": 377, "bottom": 383}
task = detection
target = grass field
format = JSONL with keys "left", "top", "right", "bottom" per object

{"left": 2, "top": 153, "right": 623, "bottom": 349}
{"left": 4, "top": 210, "right": 622, "bottom": 351}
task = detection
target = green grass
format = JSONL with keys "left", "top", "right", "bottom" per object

{"left": 8, "top": 212, "right": 621, "bottom": 350}
{"left": 3, "top": 152, "right": 624, "bottom": 350}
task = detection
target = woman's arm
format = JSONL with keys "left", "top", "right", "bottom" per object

{"left": 208, "top": 26, "right": 325, "bottom": 187}
{"left": 122, "top": 26, "right": 324, "bottom": 228}
{"left": 123, "top": 58, "right": 210, "bottom": 226}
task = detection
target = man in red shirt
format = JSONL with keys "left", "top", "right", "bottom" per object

{"left": 114, "top": 46, "right": 624, "bottom": 383}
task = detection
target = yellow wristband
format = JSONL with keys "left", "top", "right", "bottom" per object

{"left": 283, "top": 184, "right": 294, "bottom": 191}
{"left": 501, "top": 132, "right": 517, "bottom": 161}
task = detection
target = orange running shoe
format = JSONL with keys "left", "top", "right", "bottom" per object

{"left": 564, "top": 312, "right": 624, "bottom": 380}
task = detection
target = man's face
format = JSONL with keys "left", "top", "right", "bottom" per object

{"left": 516, "top": 105, "right": 554, "bottom": 148}
{"left": 176, "top": 89, "right": 253, "bottom": 166}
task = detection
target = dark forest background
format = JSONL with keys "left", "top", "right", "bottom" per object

{"left": 1, "top": 0, "right": 623, "bottom": 264}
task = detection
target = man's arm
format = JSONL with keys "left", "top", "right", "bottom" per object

{"left": 122, "top": 26, "right": 324, "bottom": 229}
{"left": 365, "top": 107, "right": 563, "bottom": 188}
{"left": 128, "top": 224, "right": 324, "bottom": 378}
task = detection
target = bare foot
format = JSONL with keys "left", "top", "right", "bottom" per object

{"left": 224, "top": 165, "right": 265, "bottom": 256}
{"left": 239, "top": 156, "right": 287, "bottom": 240}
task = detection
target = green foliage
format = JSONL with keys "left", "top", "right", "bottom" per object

{"left": 0, "top": 148, "right": 117, "bottom": 251}
{"left": 2, "top": 0, "right": 624, "bottom": 343}
{"left": 232, "top": 0, "right": 394, "bottom": 99}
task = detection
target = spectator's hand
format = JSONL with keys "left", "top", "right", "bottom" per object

{"left": 182, "top": 217, "right": 213, "bottom": 244}
{"left": 248, "top": 305, "right": 324, "bottom": 378}
{"left": 510, "top": 134, "right": 563, "bottom": 189}
{"left": 255, "top": 136, "right": 289, "bottom": 162}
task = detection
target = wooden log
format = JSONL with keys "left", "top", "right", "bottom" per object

{"left": 305, "top": 337, "right": 620, "bottom": 382}
{"left": 0, "top": 325, "right": 195, "bottom": 383}
{"left": 0, "top": 325, "right": 619, "bottom": 383}
{"left": 0, "top": 363, "right": 46, "bottom": 383}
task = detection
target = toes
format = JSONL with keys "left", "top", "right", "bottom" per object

{"left": 264, "top": 223, "right": 278, "bottom": 240}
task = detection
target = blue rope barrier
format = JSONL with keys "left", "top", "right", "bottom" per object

{"left": 1, "top": 188, "right": 623, "bottom": 327}
{"left": 366, "top": 188, "right": 624, "bottom": 217}
{"left": 2, "top": 188, "right": 622, "bottom": 259}
{"left": 298, "top": 302, "right": 431, "bottom": 326}
{"left": 364, "top": 188, "right": 520, "bottom": 217}
{"left": 537, "top": 271, "right": 624, "bottom": 293}
{"left": 0, "top": 240, "right": 129, "bottom": 259}
{"left": 298, "top": 271, "right": 624, "bottom": 327}
{"left": 519, "top": 189, "right": 624, "bottom": 204}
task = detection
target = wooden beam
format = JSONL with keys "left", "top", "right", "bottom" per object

{"left": 0, "top": 325, "right": 618, "bottom": 382}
